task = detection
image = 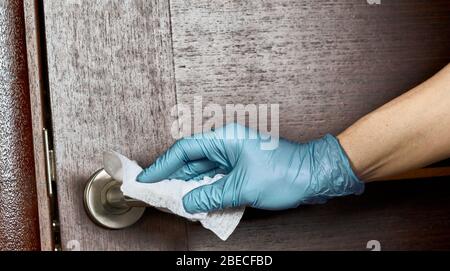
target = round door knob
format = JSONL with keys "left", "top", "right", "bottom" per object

{"left": 83, "top": 168, "right": 147, "bottom": 229}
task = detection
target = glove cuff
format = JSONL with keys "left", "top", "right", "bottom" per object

{"left": 302, "top": 134, "right": 365, "bottom": 204}
{"left": 323, "top": 134, "right": 365, "bottom": 196}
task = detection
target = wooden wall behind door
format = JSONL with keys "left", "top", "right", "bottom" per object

{"left": 169, "top": 0, "right": 450, "bottom": 250}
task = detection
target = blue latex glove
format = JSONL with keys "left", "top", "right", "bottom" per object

{"left": 137, "top": 123, "right": 364, "bottom": 214}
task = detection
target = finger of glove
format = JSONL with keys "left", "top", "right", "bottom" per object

{"left": 182, "top": 172, "right": 237, "bottom": 213}
{"left": 167, "top": 159, "right": 219, "bottom": 180}
{"left": 137, "top": 138, "right": 208, "bottom": 183}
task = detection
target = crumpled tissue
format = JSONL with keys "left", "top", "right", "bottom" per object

{"left": 103, "top": 150, "right": 244, "bottom": 241}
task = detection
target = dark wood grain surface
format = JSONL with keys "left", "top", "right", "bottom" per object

{"left": 169, "top": 0, "right": 450, "bottom": 250}
{"left": 171, "top": 0, "right": 450, "bottom": 141}
{"left": 43, "top": 0, "right": 186, "bottom": 250}
{"left": 188, "top": 177, "right": 450, "bottom": 250}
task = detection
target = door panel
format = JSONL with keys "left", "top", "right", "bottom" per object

{"left": 44, "top": 0, "right": 186, "bottom": 250}
{"left": 171, "top": 0, "right": 450, "bottom": 141}
{"left": 169, "top": 0, "right": 450, "bottom": 249}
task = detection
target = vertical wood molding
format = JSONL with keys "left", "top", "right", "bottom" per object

{"left": 24, "top": 0, "right": 53, "bottom": 251}
{"left": 0, "top": 0, "right": 41, "bottom": 250}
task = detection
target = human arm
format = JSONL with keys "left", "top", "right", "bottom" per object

{"left": 338, "top": 64, "right": 450, "bottom": 181}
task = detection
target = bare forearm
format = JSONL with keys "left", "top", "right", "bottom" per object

{"left": 338, "top": 64, "right": 450, "bottom": 182}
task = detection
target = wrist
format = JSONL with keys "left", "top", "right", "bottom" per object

{"left": 326, "top": 134, "right": 365, "bottom": 195}
{"left": 301, "top": 134, "right": 365, "bottom": 204}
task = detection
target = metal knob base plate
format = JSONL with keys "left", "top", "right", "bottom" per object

{"left": 83, "top": 169, "right": 145, "bottom": 229}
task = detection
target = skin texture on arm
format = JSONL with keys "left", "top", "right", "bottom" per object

{"left": 338, "top": 64, "right": 450, "bottom": 182}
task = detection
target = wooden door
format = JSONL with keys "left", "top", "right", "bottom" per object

{"left": 43, "top": 0, "right": 450, "bottom": 250}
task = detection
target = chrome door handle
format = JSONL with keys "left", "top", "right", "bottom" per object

{"left": 84, "top": 169, "right": 148, "bottom": 229}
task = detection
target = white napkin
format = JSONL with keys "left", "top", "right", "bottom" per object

{"left": 103, "top": 150, "right": 245, "bottom": 241}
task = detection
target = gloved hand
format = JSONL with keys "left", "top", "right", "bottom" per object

{"left": 137, "top": 123, "right": 364, "bottom": 214}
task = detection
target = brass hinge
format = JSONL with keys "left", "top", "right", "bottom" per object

{"left": 43, "top": 128, "right": 61, "bottom": 251}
